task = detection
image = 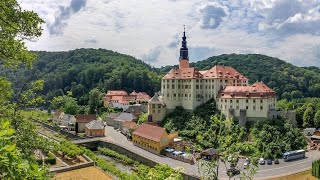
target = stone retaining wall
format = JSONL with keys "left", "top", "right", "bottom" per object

{"left": 97, "top": 141, "right": 199, "bottom": 180}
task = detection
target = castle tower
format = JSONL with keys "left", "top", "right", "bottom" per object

{"left": 179, "top": 26, "right": 189, "bottom": 69}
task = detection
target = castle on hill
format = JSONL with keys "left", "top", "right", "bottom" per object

{"left": 147, "top": 29, "right": 279, "bottom": 125}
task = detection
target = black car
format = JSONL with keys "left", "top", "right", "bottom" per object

{"left": 274, "top": 159, "right": 279, "bottom": 164}
{"left": 227, "top": 168, "right": 240, "bottom": 176}
{"left": 267, "top": 159, "right": 272, "bottom": 165}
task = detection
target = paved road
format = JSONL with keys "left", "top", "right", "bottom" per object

{"left": 101, "top": 126, "right": 320, "bottom": 179}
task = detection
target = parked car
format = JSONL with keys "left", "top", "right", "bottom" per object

{"left": 267, "top": 159, "right": 272, "bottom": 165}
{"left": 259, "top": 158, "right": 265, "bottom": 165}
{"left": 274, "top": 159, "right": 279, "bottom": 164}
{"left": 227, "top": 168, "right": 240, "bottom": 176}
{"left": 243, "top": 158, "right": 250, "bottom": 169}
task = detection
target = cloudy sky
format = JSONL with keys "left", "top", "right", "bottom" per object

{"left": 19, "top": 0, "right": 320, "bottom": 67}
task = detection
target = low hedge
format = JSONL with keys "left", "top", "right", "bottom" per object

{"left": 81, "top": 147, "right": 138, "bottom": 180}
{"left": 36, "top": 152, "right": 56, "bottom": 165}
{"left": 97, "top": 147, "right": 135, "bottom": 165}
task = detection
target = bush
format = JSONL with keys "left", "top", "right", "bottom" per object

{"left": 312, "top": 160, "right": 320, "bottom": 178}
{"left": 36, "top": 152, "right": 56, "bottom": 165}
{"left": 98, "top": 147, "right": 135, "bottom": 165}
{"left": 45, "top": 153, "right": 57, "bottom": 165}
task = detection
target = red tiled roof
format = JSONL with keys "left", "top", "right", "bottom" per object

{"left": 136, "top": 92, "right": 151, "bottom": 101}
{"left": 110, "top": 96, "right": 128, "bottom": 104}
{"left": 202, "top": 65, "right": 248, "bottom": 80}
{"left": 218, "top": 82, "right": 276, "bottom": 98}
{"left": 76, "top": 114, "right": 97, "bottom": 123}
{"left": 162, "top": 67, "right": 203, "bottom": 79}
{"left": 129, "top": 91, "right": 138, "bottom": 96}
{"left": 122, "top": 121, "right": 138, "bottom": 130}
{"left": 106, "top": 90, "right": 128, "bottom": 96}
{"left": 133, "top": 124, "right": 166, "bottom": 142}
{"left": 162, "top": 65, "right": 247, "bottom": 80}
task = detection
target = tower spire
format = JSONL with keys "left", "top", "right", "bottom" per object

{"left": 179, "top": 25, "right": 188, "bottom": 60}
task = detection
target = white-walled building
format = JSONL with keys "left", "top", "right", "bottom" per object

{"left": 147, "top": 30, "right": 277, "bottom": 124}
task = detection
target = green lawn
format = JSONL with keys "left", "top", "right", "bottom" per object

{"left": 20, "top": 110, "right": 51, "bottom": 123}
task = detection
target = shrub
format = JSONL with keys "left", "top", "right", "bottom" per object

{"left": 98, "top": 147, "right": 135, "bottom": 165}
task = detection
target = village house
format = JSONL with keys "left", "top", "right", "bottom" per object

{"left": 52, "top": 111, "right": 64, "bottom": 125}
{"left": 105, "top": 112, "right": 121, "bottom": 126}
{"left": 121, "top": 121, "right": 138, "bottom": 137}
{"left": 113, "top": 112, "right": 137, "bottom": 129}
{"left": 103, "top": 90, "right": 151, "bottom": 111}
{"left": 147, "top": 30, "right": 278, "bottom": 125}
{"left": 53, "top": 111, "right": 76, "bottom": 131}
{"left": 75, "top": 114, "right": 97, "bottom": 133}
{"left": 85, "top": 120, "right": 105, "bottom": 137}
{"left": 125, "top": 104, "right": 146, "bottom": 119}
{"left": 132, "top": 124, "right": 178, "bottom": 154}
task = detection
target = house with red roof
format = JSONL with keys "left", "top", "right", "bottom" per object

{"left": 75, "top": 114, "right": 97, "bottom": 133}
{"left": 103, "top": 90, "right": 151, "bottom": 111}
{"left": 132, "top": 124, "right": 178, "bottom": 154}
{"left": 147, "top": 29, "right": 277, "bottom": 125}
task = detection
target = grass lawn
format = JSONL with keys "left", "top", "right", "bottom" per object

{"left": 53, "top": 167, "right": 113, "bottom": 180}
{"left": 21, "top": 110, "right": 51, "bottom": 122}
{"left": 270, "top": 169, "right": 318, "bottom": 180}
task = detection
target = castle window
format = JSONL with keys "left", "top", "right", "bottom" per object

{"left": 200, "top": 85, "right": 202, "bottom": 89}
{"left": 246, "top": 100, "right": 248, "bottom": 103}
{"left": 174, "top": 94, "right": 176, "bottom": 97}
{"left": 260, "top": 106, "right": 263, "bottom": 110}
{"left": 172, "top": 85, "right": 174, "bottom": 89}
{"left": 167, "top": 94, "right": 169, "bottom": 97}
{"left": 185, "top": 94, "right": 187, "bottom": 97}
{"left": 152, "top": 104, "right": 155, "bottom": 108}
{"left": 260, "top": 100, "right": 263, "bottom": 103}
{"left": 196, "top": 85, "right": 199, "bottom": 89}
{"left": 230, "top": 100, "right": 233, "bottom": 103}
{"left": 253, "top": 99, "right": 256, "bottom": 103}
{"left": 212, "top": 85, "right": 214, "bottom": 89}
{"left": 178, "top": 85, "right": 180, "bottom": 89}
{"left": 158, "top": 110, "right": 161, "bottom": 113}
{"left": 236, "top": 100, "right": 239, "bottom": 103}
{"left": 185, "top": 85, "right": 188, "bottom": 89}
{"left": 246, "top": 106, "right": 248, "bottom": 110}
{"left": 158, "top": 104, "right": 161, "bottom": 108}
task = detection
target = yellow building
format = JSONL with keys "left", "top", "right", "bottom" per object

{"left": 132, "top": 124, "right": 178, "bottom": 154}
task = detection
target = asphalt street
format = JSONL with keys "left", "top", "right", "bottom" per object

{"left": 103, "top": 126, "right": 320, "bottom": 179}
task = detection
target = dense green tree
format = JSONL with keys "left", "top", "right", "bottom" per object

{"left": 314, "top": 110, "right": 320, "bottom": 128}
{"left": 303, "top": 107, "right": 315, "bottom": 128}
{"left": 137, "top": 113, "right": 148, "bottom": 125}
{"left": 51, "top": 93, "right": 80, "bottom": 115}
{"left": 88, "top": 88, "right": 103, "bottom": 114}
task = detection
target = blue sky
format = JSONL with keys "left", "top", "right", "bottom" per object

{"left": 19, "top": 0, "right": 320, "bottom": 67}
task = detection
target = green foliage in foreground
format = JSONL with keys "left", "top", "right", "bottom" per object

{"left": 251, "top": 119, "right": 307, "bottom": 159}
{"left": 312, "top": 160, "right": 320, "bottom": 179}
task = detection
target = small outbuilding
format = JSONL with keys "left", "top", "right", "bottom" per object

{"left": 85, "top": 120, "right": 105, "bottom": 137}
{"left": 200, "top": 148, "right": 219, "bottom": 161}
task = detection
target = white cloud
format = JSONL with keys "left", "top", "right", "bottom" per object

{"left": 18, "top": 0, "right": 320, "bottom": 68}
